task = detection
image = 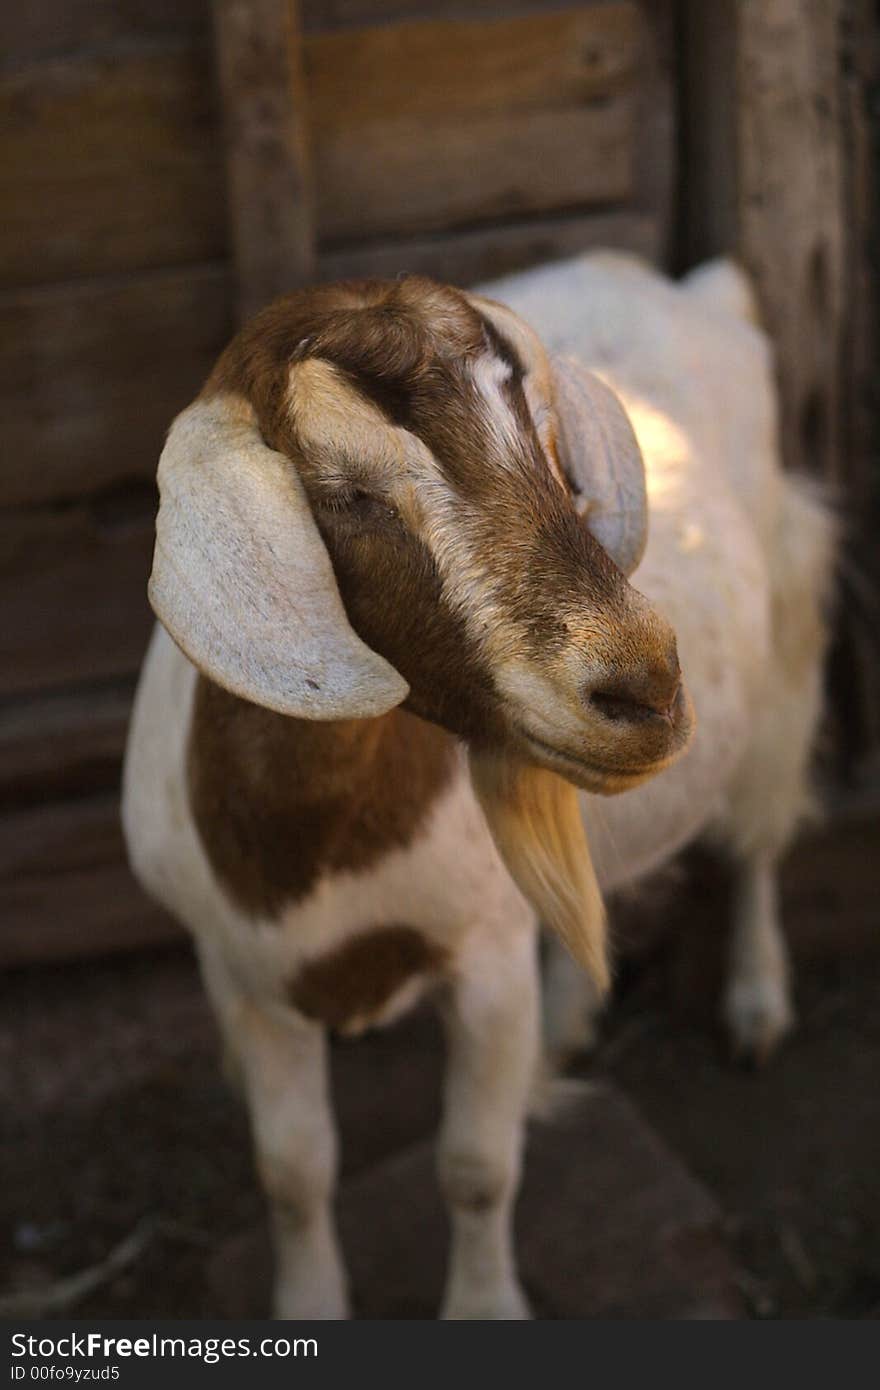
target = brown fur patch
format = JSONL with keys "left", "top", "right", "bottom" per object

{"left": 313, "top": 498, "right": 507, "bottom": 746}
{"left": 188, "top": 680, "right": 457, "bottom": 918}
{"left": 288, "top": 926, "right": 448, "bottom": 1030}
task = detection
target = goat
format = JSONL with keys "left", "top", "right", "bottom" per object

{"left": 122, "top": 265, "right": 691, "bottom": 1319}
{"left": 476, "top": 253, "right": 835, "bottom": 1064}
{"left": 122, "top": 254, "right": 832, "bottom": 1319}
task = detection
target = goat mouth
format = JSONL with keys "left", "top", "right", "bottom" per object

{"left": 515, "top": 727, "right": 673, "bottom": 794}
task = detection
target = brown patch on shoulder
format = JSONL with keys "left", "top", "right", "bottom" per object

{"left": 187, "top": 681, "right": 457, "bottom": 919}
{"left": 288, "top": 926, "right": 448, "bottom": 1031}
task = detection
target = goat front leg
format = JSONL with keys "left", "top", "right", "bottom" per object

{"left": 438, "top": 923, "right": 539, "bottom": 1320}
{"left": 246, "top": 1010, "right": 348, "bottom": 1319}
{"left": 199, "top": 948, "right": 348, "bottom": 1319}
{"left": 722, "top": 849, "right": 794, "bottom": 1065}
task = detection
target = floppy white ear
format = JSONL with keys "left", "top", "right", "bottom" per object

{"left": 149, "top": 394, "right": 409, "bottom": 719}
{"left": 550, "top": 356, "right": 648, "bottom": 577}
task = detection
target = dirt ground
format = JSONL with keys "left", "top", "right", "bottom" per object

{"left": 584, "top": 948, "right": 880, "bottom": 1318}
{"left": 2, "top": 911, "right": 879, "bottom": 1320}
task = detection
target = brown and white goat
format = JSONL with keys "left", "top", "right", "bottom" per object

{"left": 123, "top": 271, "right": 692, "bottom": 1318}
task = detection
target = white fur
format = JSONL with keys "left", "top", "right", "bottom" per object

{"left": 470, "top": 351, "right": 520, "bottom": 456}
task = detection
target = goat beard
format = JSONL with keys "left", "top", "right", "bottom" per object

{"left": 469, "top": 750, "right": 611, "bottom": 995}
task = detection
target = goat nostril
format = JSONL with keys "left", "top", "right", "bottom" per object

{"left": 589, "top": 679, "right": 681, "bottom": 726}
{"left": 590, "top": 689, "right": 656, "bottom": 725}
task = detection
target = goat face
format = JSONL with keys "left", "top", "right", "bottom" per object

{"left": 150, "top": 275, "right": 692, "bottom": 797}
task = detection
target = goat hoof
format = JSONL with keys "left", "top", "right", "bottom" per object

{"left": 723, "top": 978, "right": 794, "bottom": 1067}
{"left": 441, "top": 1282, "right": 532, "bottom": 1320}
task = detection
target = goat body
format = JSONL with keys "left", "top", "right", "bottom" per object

{"left": 123, "top": 253, "right": 833, "bottom": 1317}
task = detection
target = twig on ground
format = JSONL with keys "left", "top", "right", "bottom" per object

{"left": 0, "top": 1219, "right": 154, "bottom": 1318}
{"left": 778, "top": 1221, "right": 818, "bottom": 1291}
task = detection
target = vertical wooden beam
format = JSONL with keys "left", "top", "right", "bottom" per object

{"left": 678, "top": 0, "right": 739, "bottom": 271}
{"left": 838, "top": 0, "right": 878, "bottom": 487}
{"left": 636, "top": 0, "right": 677, "bottom": 265}
{"left": 836, "top": 0, "right": 880, "bottom": 776}
{"left": 212, "top": 0, "right": 316, "bottom": 322}
{"left": 681, "top": 0, "right": 847, "bottom": 483}
{"left": 682, "top": 0, "right": 880, "bottom": 779}
{"left": 736, "top": 0, "right": 846, "bottom": 483}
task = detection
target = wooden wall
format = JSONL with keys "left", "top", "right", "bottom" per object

{"left": 0, "top": 0, "right": 676, "bottom": 963}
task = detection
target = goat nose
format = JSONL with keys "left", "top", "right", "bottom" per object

{"left": 587, "top": 657, "right": 682, "bottom": 726}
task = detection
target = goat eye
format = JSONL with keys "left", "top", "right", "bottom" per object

{"left": 348, "top": 488, "right": 374, "bottom": 509}
{"left": 348, "top": 488, "right": 382, "bottom": 515}
{"left": 321, "top": 487, "right": 397, "bottom": 523}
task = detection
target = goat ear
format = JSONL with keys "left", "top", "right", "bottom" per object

{"left": 148, "top": 394, "right": 409, "bottom": 718}
{"left": 550, "top": 355, "right": 648, "bottom": 577}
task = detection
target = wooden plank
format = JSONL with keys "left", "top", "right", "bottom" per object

{"left": 2, "top": 2, "right": 209, "bottom": 61}
{"left": 0, "top": 46, "right": 227, "bottom": 289}
{"left": 212, "top": 0, "right": 317, "bottom": 320}
{"left": 0, "top": 264, "right": 232, "bottom": 507}
{"left": 0, "top": 683, "right": 133, "bottom": 811}
{"left": 319, "top": 209, "right": 662, "bottom": 286}
{"left": 305, "top": 5, "right": 642, "bottom": 243}
{"left": 2, "top": 0, "right": 618, "bottom": 57}
{"left": 0, "top": 503, "right": 155, "bottom": 698}
{"left": 679, "top": 0, "right": 739, "bottom": 267}
{"left": 633, "top": 0, "right": 676, "bottom": 262}
{"left": 681, "top": 0, "right": 846, "bottom": 482}
{"left": 839, "top": 0, "right": 877, "bottom": 482}
{"left": 836, "top": 1, "right": 880, "bottom": 780}
{"left": 0, "top": 794, "right": 181, "bottom": 967}
{"left": 682, "top": 0, "right": 878, "bottom": 780}
{"left": 736, "top": 0, "right": 846, "bottom": 482}
{"left": 300, "top": 0, "right": 625, "bottom": 33}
